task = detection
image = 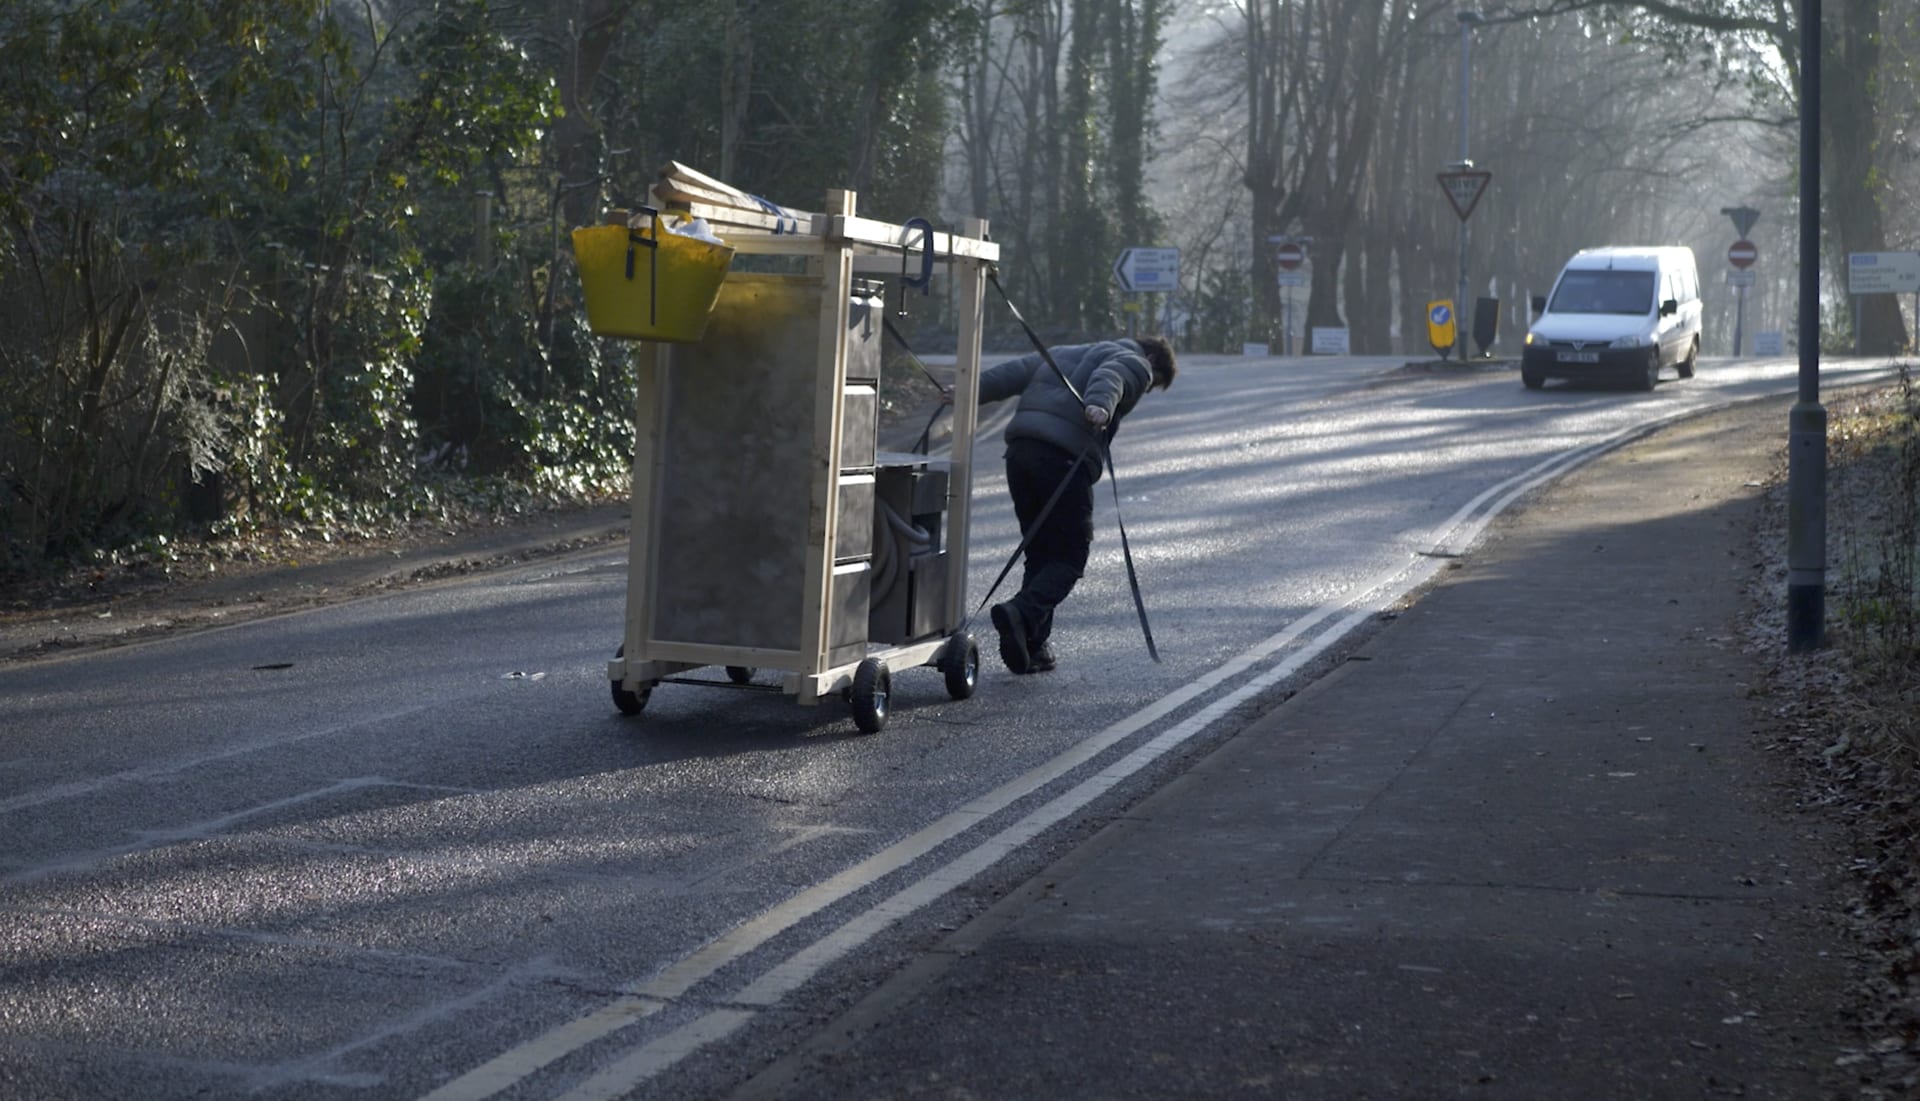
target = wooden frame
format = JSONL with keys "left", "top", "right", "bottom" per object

{"left": 609, "top": 182, "right": 998, "bottom": 718}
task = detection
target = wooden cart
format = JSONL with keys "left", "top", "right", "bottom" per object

{"left": 593, "top": 171, "right": 998, "bottom": 732}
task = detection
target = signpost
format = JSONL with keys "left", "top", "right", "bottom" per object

{"left": 1111, "top": 247, "right": 1180, "bottom": 293}
{"left": 1846, "top": 252, "right": 1920, "bottom": 356}
{"left": 1112, "top": 247, "right": 1179, "bottom": 337}
{"left": 1437, "top": 166, "right": 1491, "bottom": 357}
{"left": 1727, "top": 239, "right": 1759, "bottom": 355}
{"left": 1846, "top": 251, "right": 1920, "bottom": 294}
{"left": 1267, "top": 236, "right": 1310, "bottom": 356}
{"left": 1436, "top": 169, "right": 1492, "bottom": 221}
{"left": 1718, "top": 208, "right": 1764, "bottom": 357}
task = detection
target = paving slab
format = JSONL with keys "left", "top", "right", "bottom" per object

{"left": 728, "top": 397, "right": 1855, "bottom": 1100}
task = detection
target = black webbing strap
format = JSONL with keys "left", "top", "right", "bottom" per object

{"left": 883, "top": 313, "right": 1091, "bottom": 626}
{"left": 985, "top": 271, "right": 1160, "bottom": 663}
{"left": 960, "top": 438, "right": 1099, "bottom": 636}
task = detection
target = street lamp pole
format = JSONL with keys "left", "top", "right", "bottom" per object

{"left": 1787, "top": 0, "right": 1825, "bottom": 650}
{"left": 1455, "top": 10, "right": 1484, "bottom": 357}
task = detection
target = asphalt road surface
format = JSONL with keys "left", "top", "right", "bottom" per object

{"left": 0, "top": 352, "right": 1902, "bottom": 1100}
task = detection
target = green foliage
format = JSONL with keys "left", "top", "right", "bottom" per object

{"left": 0, "top": 0, "right": 1029, "bottom": 578}
{"left": 0, "top": 0, "right": 565, "bottom": 576}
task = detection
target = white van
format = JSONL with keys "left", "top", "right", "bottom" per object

{"left": 1520, "top": 246, "right": 1702, "bottom": 390}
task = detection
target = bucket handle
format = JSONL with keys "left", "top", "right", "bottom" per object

{"left": 624, "top": 204, "right": 660, "bottom": 326}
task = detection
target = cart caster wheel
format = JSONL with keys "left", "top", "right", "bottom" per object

{"left": 937, "top": 633, "right": 979, "bottom": 701}
{"left": 612, "top": 681, "right": 651, "bottom": 716}
{"left": 611, "top": 643, "right": 650, "bottom": 716}
{"left": 848, "top": 658, "right": 890, "bottom": 734}
{"left": 725, "top": 666, "right": 755, "bottom": 685}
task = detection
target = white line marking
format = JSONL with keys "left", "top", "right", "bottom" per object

{"left": 556, "top": 603, "right": 1388, "bottom": 1101}
{"left": 555, "top": 1009, "right": 758, "bottom": 1101}
{"left": 421, "top": 418, "right": 1674, "bottom": 1100}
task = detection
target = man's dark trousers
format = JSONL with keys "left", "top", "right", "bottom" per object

{"left": 1004, "top": 436, "right": 1095, "bottom": 650}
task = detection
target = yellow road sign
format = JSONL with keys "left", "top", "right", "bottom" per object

{"left": 1426, "top": 300, "right": 1457, "bottom": 352}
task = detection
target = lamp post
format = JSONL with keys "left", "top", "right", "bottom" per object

{"left": 1454, "top": 10, "right": 1484, "bottom": 357}
{"left": 1787, "top": 0, "right": 1825, "bottom": 651}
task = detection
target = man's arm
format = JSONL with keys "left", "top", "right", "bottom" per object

{"left": 1080, "top": 347, "right": 1152, "bottom": 421}
{"left": 977, "top": 352, "right": 1040, "bottom": 405}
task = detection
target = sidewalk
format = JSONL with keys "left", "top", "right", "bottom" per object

{"left": 731, "top": 396, "right": 1858, "bottom": 1100}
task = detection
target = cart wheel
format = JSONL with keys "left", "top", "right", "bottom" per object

{"left": 725, "top": 666, "right": 755, "bottom": 685}
{"left": 612, "top": 680, "right": 651, "bottom": 716}
{"left": 611, "top": 644, "right": 651, "bottom": 717}
{"left": 848, "top": 658, "right": 891, "bottom": 734}
{"left": 937, "top": 633, "right": 979, "bottom": 701}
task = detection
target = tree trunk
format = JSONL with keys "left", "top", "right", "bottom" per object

{"left": 555, "top": 0, "right": 641, "bottom": 232}
{"left": 1826, "top": 0, "right": 1908, "bottom": 353}
{"left": 720, "top": 0, "right": 755, "bottom": 182}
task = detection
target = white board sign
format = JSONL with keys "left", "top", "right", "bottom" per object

{"left": 1310, "top": 327, "right": 1350, "bottom": 355}
{"left": 1112, "top": 247, "right": 1180, "bottom": 293}
{"left": 1276, "top": 271, "right": 1307, "bottom": 287}
{"left": 1241, "top": 342, "right": 1269, "bottom": 357}
{"left": 1847, "top": 252, "right": 1920, "bottom": 294}
{"left": 1727, "top": 270, "right": 1756, "bottom": 287}
{"left": 1753, "top": 330, "right": 1785, "bottom": 355}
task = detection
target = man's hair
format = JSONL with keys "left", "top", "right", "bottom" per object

{"left": 1137, "top": 335, "right": 1177, "bottom": 391}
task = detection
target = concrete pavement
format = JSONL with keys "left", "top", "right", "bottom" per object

{"left": 729, "top": 396, "right": 1858, "bottom": 1100}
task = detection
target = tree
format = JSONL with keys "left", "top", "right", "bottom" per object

{"left": 1510, "top": 0, "right": 1912, "bottom": 352}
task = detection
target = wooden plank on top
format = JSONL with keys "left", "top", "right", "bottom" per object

{"left": 650, "top": 194, "right": 827, "bottom": 239}
{"left": 833, "top": 215, "right": 999, "bottom": 262}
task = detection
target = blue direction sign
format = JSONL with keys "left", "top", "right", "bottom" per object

{"left": 1112, "top": 247, "right": 1180, "bottom": 293}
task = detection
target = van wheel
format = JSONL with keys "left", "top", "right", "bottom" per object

{"left": 1636, "top": 351, "right": 1660, "bottom": 391}
{"left": 1677, "top": 339, "right": 1698, "bottom": 379}
{"left": 1521, "top": 368, "right": 1544, "bottom": 390}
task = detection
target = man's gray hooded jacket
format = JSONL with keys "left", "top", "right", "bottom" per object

{"left": 977, "top": 340, "right": 1153, "bottom": 477}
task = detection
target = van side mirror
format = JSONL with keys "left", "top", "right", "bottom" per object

{"left": 1660, "top": 298, "right": 1678, "bottom": 317}
{"left": 1530, "top": 295, "right": 1546, "bottom": 315}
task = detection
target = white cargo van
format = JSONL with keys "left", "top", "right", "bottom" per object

{"left": 1520, "top": 246, "right": 1702, "bottom": 390}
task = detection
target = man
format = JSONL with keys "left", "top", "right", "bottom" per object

{"left": 971, "top": 335, "right": 1176, "bottom": 674}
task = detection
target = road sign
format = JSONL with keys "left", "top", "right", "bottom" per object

{"left": 1311, "top": 328, "right": 1350, "bottom": 355}
{"left": 1437, "top": 169, "right": 1492, "bottom": 222}
{"left": 1112, "top": 247, "right": 1180, "bottom": 293}
{"left": 1727, "top": 270, "right": 1757, "bottom": 287}
{"left": 1728, "top": 240, "right": 1758, "bottom": 269}
{"left": 1276, "top": 242, "right": 1305, "bottom": 270}
{"left": 1426, "top": 300, "right": 1457, "bottom": 352}
{"left": 1847, "top": 251, "right": 1920, "bottom": 294}
{"left": 1276, "top": 271, "right": 1307, "bottom": 288}
{"left": 1720, "top": 205, "right": 1761, "bottom": 239}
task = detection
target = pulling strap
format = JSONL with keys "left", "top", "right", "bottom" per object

{"left": 985, "top": 271, "right": 1161, "bottom": 663}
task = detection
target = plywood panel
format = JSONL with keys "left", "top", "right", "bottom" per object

{"left": 651, "top": 274, "right": 822, "bottom": 651}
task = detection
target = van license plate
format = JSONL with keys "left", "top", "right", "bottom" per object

{"left": 1557, "top": 351, "right": 1600, "bottom": 363}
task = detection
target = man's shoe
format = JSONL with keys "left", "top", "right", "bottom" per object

{"left": 990, "top": 603, "right": 1031, "bottom": 674}
{"left": 1030, "top": 643, "right": 1056, "bottom": 673}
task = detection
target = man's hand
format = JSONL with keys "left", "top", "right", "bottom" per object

{"left": 937, "top": 385, "right": 955, "bottom": 407}
{"left": 1084, "top": 404, "right": 1110, "bottom": 427}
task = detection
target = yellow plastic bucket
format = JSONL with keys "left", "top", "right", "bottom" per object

{"left": 572, "top": 220, "right": 735, "bottom": 342}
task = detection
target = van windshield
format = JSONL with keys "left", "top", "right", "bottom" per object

{"left": 1547, "top": 269, "right": 1655, "bottom": 315}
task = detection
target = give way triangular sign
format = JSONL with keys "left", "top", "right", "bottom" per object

{"left": 1437, "top": 169, "right": 1493, "bottom": 222}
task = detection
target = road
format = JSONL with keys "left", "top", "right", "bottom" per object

{"left": 0, "top": 353, "right": 1901, "bottom": 1100}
